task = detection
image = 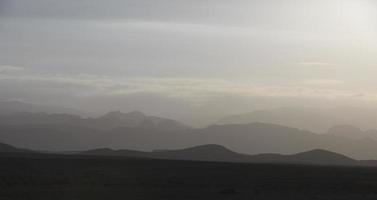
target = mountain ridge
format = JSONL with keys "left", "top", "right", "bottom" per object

{"left": 0, "top": 110, "right": 189, "bottom": 131}
{"left": 81, "top": 144, "right": 360, "bottom": 166}
{"left": 3, "top": 121, "right": 377, "bottom": 159}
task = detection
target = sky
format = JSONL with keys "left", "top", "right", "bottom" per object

{"left": 0, "top": 0, "right": 377, "bottom": 125}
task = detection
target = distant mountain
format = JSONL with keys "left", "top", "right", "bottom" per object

{"left": 0, "top": 142, "right": 31, "bottom": 153}
{"left": 4, "top": 122, "right": 377, "bottom": 159}
{"left": 326, "top": 125, "right": 377, "bottom": 140}
{"left": 217, "top": 107, "right": 336, "bottom": 133}
{"left": 183, "top": 123, "right": 377, "bottom": 160}
{"left": 81, "top": 144, "right": 358, "bottom": 166}
{"left": 0, "top": 111, "right": 190, "bottom": 151}
{"left": 283, "top": 149, "right": 356, "bottom": 165}
{"left": 83, "top": 148, "right": 148, "bottom": 158}
{"left": 82, "top": 144, "right": 254, "bottom": 162}
{"left": 0, "top": 100, "right": 85, "bottom": 116}
{"left": 0, "top": 124, "right": 105, "bottom": 151}
{"left": 0, "top": 110, "right": 188, "bottom": 131}
{"left": 151, "top": 144, "right": 252, "bottom": 162}
{"left": 85, "top": 111, "right": 190, "bottom": 131}
{"left": 249, "top": 149, "right": 357, "bottom": 165}
{"left": 0, "top": 142, "right": 362, "bottom": 166}
{"left": 218, "top": 107, "right": 377, "bottom": 133}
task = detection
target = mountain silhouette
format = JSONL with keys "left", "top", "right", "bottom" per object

{"left": 287, "top": 149, "right": 356, "bottom": 165}
{"left": 81, "top": 144, "right": 359, "bottom": 166}
{"left": 85, "top": 111, "right": 189, "bottom": 131}
{"left": 3, "top": 120, "right": 377, "bottom": 159}
{"left": 82, "top": 144, "right": 250, "bottom": 162}
{"left": 218, "top": 107, "right": 377, "bottom": 133}
{"left": 151, "top": 144, "right": 252, "bottom": 162}
{"left": 0, "top": 141, "right": 367, "bottom": 166}
{"left": 217, "top": 107, "right": 336, "bottom": 133}
{"left": 0, "top": 142, "right": 31, "bottom": 153}
{"left": 83, "top": 148, "right": 148, "bottom": 158}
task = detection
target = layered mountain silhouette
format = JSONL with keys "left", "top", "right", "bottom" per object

{"left": 82, "top": 144, "right": 358, "bottom": 166}
{"left": 85, "top": 111, "right": 189, "bottom": 131}
{"left": 0, "top": 111, "right": 188, "bottom": 131}
{"left": 0, "top": 142, "right": 363, "bottom": 166}
{"left": 3, "top": 117, "right": 377, "bottom": 159}
{"left": 218, "top": 107, "right": 377, "bottom": 133}
{"left": 84, "top": 144, "right": 252, "bottom": 162}
{"left": 0, "top": 111, "right": 189, "bottom": 151}
{"left": 218, "top": 107, "right": 335, "bottom": 133}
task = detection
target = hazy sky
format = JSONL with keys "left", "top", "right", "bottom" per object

{"left": 0, "top": 0, "right": 377, "bottom": 124}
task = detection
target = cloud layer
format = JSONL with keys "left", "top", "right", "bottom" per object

{"left": 0, "top": 0, "right": 377, "bottom": 123}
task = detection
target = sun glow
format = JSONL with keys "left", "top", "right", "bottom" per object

{"left": 337, "top": 0, "right": 375, "bottom": 34}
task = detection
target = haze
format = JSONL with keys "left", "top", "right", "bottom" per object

{"left": 1, "top": 0, "right": 377, "bottom": 126}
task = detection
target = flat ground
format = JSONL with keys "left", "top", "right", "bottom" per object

{"left": 1, "top": 154, "right": 377, "bottom": 200}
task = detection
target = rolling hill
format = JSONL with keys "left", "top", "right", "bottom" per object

{"left": 81, "top": 144, "right": 359, "bottom": 166}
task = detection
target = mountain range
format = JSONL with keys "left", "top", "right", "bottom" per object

{"left": 2, "top": 103, "right": 377, "bottom": 160}
{"left": 83, "top": 144, "right": 359, "bottom": 166}
{"left": 218, "top": 107, "right": 377, "bottom": 133}
{"left": 0, "top": 142, "right": 366, "bottom": 166}
{"left": 0, "top": 110, "right": 189, "bottom": 130}
{"left": 2, "top": 114, "right": 377, "bottom": 159}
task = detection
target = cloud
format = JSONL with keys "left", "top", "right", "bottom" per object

{"left": 0, "top": 65, "right": 24, "bottom": 73}
{"left": 0, "top": 69, "right": 372, "bottom": 105}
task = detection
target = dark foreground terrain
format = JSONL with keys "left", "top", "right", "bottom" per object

{"left": 1, "top": 154, "right": 377, "bottom": 200}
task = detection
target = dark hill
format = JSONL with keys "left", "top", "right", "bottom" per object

{"left": 80, "top": 144, "right": 360, "bottom": 166}
{"left": 288, "top": 149, "right": 356, "bottom": 165}
{"left": 82, "top": 144, "right": 252, "bottom": 162}
{"left": 0, "top": 142, "right": 31, "bottom": 153}
{"left": 83, "top": 148, "right": 148, "bottom": 158}
{"left": 152, "top": 144, "right": 252, "bottom": 162}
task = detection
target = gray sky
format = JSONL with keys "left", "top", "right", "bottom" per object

{"left": 0, "top": 0, "right": 377, "bottom": 125}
